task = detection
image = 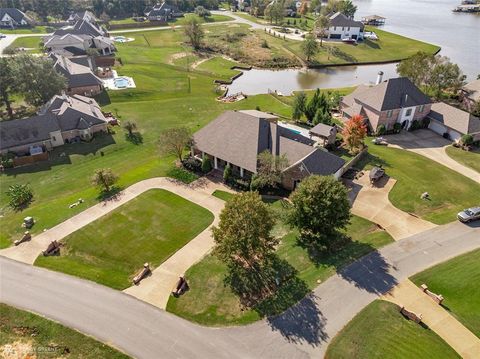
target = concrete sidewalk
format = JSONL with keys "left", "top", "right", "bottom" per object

{"left": 347, "top": 173, "right": 436, "bottom": 240}
{"left": 383, "top": 280, "right": 480, "bottom": 359}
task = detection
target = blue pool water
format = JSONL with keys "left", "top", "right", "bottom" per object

{"left": 114, "top": 77, "right": 129, "bottom": 88}
{"left": 288, "top": 128, "right": 302, "bottom": 135}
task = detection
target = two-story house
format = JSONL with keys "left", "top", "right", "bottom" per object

{"left": 327, "top": 12, "right": 364, "bottom": 41}
{"left": 0, "top": 8, "right": 33, "bottom": 28}
{"left": 340, "top": 76, "right": 432, "bottom": 132}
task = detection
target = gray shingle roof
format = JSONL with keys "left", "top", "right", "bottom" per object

{"left": 50, "top": 53, "right": 102, "bottom": 88}
{"left": 296, "top": 148, "right": 345, "bottom": 176}
{"left": 346, "top": 77, "right": 431, "bottom": 112}
{"left": 329, "top": 12, "right": 364, "bottom": 29}
{"left": 0, "top": 8, "right": 31, "bottom": 24}
{"left": 463, "top": 79, "right": 480, "bottom": 102}
{"left": 429, "top": 102, "right": 480, "bottom": 135}
{"left": 193, "top": 110, "right": 344, "bottom": 176}
{"left": 309, "top": 123, "right": 335, "bottom": 137}
{"left": 0, "top": 113, "right": 59, "bottom": 151}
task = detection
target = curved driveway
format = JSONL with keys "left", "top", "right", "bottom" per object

{"left": 2, "top": 221, "right": 479, "bottom": 358}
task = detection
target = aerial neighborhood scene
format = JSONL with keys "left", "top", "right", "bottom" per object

{"left": 1, "top": 0, "right": 480, "bottom": 358}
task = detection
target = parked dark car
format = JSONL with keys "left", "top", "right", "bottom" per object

{"left": 457, "top": 206, "right": 480, "bottom": 223}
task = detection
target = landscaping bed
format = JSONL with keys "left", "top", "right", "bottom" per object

{"left": 0, "top": 303, "right": 129, "bottom": 359}
{"left": 410, "top": 249, "right": 480, "bottom": 337}
{"left": 35, "top": 189, "right": 214, "bottom": 289}
{"left": 325, "top": 300, "right": 460, "bottom": 359}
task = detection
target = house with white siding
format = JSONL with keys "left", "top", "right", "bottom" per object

{"left": 327, "top": 12, "right": 364, "bottom": 40}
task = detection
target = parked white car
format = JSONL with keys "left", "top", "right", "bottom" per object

{"left": 457, "top": 206, "right": 480, "bottom": 223}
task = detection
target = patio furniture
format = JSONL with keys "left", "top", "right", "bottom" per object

{"left": 23, "top": 217, "right": 34, "bottom": 229}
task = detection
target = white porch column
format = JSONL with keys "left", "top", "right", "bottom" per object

{"left": 190, "top": 147, "right": 194, "bottom": 156}
{"left": 214, "top": 156, "right": 218, "bottom": 169}
{"left": 201, "top": 151, "right": 205, "bottom": 158}
{"left": 240, "top": 167, "right": 244, "bottom": 178}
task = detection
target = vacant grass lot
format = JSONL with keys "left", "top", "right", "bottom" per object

{"left": 195, "top": 57, "right": 243, "bottom": 80}
{"left": 167, "top": 194, "right": 393, "bottom": 326}
{"left": 288, "top": 27, "right": 440, "bottom": 65}
{"left": 0, "top": 303, "right": 129, "bottom": 359}
{"left": 411, "top": 249, "right": 480, "bottom": 337}
{"left": 445, "top": 146, "right": 480, "bottom": 173}
{"left": 0, "top": 26, "right": 49, "bottom": 34}
{"left": 361, "top": 141, "right": 480, "bottom": 224}
{"left": 325, "top": 300, "right": 460, "bottom": 359}
{"left": 35, "top": 189, "right": 213, "bottom": 289}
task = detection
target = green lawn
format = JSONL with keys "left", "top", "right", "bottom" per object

{"left": 325, "top": 300, "right": 460, "bottom": 359}
{"left": 212, "top": 190, "right": 235, "bottom": 201}
{"left": 0, "top": 27, "right": 294, "bottom": 248}
{"left": 35, "top": 189, "right": 214, "bottom": 289}
{"left": 410, "top": 249, "right": 480, "bottom": 337}
{"left": 5, "top": 36, "right": 43, "bottom": 53}
{"left": 167, "top": 194, "right": 393, "bottom": 326}
{"left": 195, "top": 57, "right": 244, "bottom": 80}
{"left": 445, "top": 146, "right": 480, "bottom": 173}
{"left": 360, "top": 141, "right": 480, "bottom": 224}
{"left": 109, "top": 13, "right": 233, "bottom": 28}
{"left": 0, "top": 303, "right": 129, "bottom": 358}
{"left": 0, "top": 26, "right": 49, "bottom": 34}
{"left": 288, "top": 27, "right": 440, "bottom": 65}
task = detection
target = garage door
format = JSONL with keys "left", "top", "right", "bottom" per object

{"left": 448, "top": 129, "right": 461, "bottom": 142}
{"left": 329, "top": 34, "right": 341, "bottom": 39}
{"left": 429, "top": 120, "right": 447, "bottom": 136}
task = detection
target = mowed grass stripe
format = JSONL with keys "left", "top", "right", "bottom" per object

{"left": 35, "top": 189, "right": 214, "bottom": 289}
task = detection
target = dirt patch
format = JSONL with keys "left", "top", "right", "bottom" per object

{"left": 168, "top": 52, "right": 188, "bottom": 65}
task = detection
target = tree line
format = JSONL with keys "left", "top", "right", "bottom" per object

{"left": 0, "top": 0, "right": 221, "bottom": 21}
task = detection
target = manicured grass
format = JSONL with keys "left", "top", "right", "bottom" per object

{"left": 0, "top": 28, "right": 293, "bottom": 247}
{"left": 109, "top": 13, "right": 233, "bottom": 28}
{"left": 5, "top": 36, "right": 43, "bottom": 53}
{"left": 0, "top": 303, "right": 129, "bottom": 359}
{"left": 410, "top": 249, "right": 480, "bottom": 337}
{"left": 35, "top": 189, "right": 214, "bottom": 289}
{"left": 288, "top": 27, "right": 440, "bottom": 65}
{"left": 0, "top": 26, "right": 49, "bottom": 34}
{"left": 325, "top": 300, "right": 460, "bottom": 359}
{"left": 445, "top": 146, "right": 480, "bottom": 173}
{"left": 212, "top": 190, "right": 234, "bottom": 201}
{"left": 167, "top": 196, "right": 393, "bottom": 326}
{"left": 360, "top": 141, "right": 480, "bottom": 224}
{"left": 195, "top": 57, "right": 243, "bottom": 80}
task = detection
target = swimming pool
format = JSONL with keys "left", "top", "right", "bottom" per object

{"left": 114, "top": 77, "right": 130, "bottom": 88}
{"left": 288, "top": 128, "right": 302, "bottom": 135}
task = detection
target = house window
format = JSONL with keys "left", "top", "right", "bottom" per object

{"left": 347, "top": 26, "right": 350, "bottom": 31}
{"left": 406, "top": 109, "right": 412, "bottom": 116}
{"left": 52, "top": 136, "right": 56, "bottom": 141}
{"left": 342, "top": 27, "right": 345, "bottom": 31}
{"left": 386, "top": 110, "right": 393, "bottom": 118}
{"left": 334, "top": 26, "right": 336, "bottom": 31}
{"left": 419, "top": 105, "right": 425, "bottom": 113}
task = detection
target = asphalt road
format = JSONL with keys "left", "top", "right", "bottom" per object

{"left": 1, "top": 220, "right": 479, "bottom": 358}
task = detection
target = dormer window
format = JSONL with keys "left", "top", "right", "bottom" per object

{"left": 419, "top": 105, "right": 425, "bottom": 113}
{"left": 386, "top": 110, "right": 393, "bottom": 118}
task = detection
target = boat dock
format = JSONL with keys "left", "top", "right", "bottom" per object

{"left": 453, "top": 4, "right": 480, "bottom": 12}
{"left": 361, "top": 15, "right": 386, "bottom": 26}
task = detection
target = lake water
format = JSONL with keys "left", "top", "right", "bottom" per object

{"left": 228, "top": 0, "right": 479, "bottom": 95}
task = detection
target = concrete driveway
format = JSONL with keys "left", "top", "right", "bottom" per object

{"left": 347, "top": 172, "right": 436, "bottom": 240}
{"left": 387, "top": 129, "right": 480, "bottom": 184}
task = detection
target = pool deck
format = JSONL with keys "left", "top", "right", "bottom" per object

{"left": 103, "top": 69, "right": 136, "bottom": 90}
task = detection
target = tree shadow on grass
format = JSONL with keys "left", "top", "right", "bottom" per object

{"left": 125, "top": 132, "right": 143, "bottom": 145}
{"left": 332, "top": 48, "right": 357, "bottom": 63}
{"left": 96, "top": 185, "right": 123, "bottom": 203}
{"left": 94, "top": 90, "right": 111, "bottom": 106}
{"left": 363, "top": 39, "right": 380, "bottom": 49}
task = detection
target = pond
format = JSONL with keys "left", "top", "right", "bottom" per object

{"left": 228, "top": 0, "right": 479, "bottom": 95}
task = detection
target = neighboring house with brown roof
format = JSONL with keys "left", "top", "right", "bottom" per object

{"left": 50, "top": 53, "right": 104, "bottom": 96}
{"left": 428, "top": 102, "right": 480, "bottom": 141}
{"left": 0, "top": 94, "right": 108, "bottom": 156}
{"left": 461, "top": 79, "right": 480, "bottom": 111}
{"left": 192, "top": 110, "right": 345, "bottom": 190}
{"left": 340, "top": 77, "right": 432, "bottom": 132}
{"left": 309, "top": 123, "right": 337, "bottom": 146}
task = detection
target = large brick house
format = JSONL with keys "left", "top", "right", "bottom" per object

{"left": 192, "top": 110, "right": 345, "bottom": 190}
{"left": 0, "top": 94, "right": 108, "bottom": 157}
{"left": 340, "top": 77, "right": 432, "bottom": 132}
